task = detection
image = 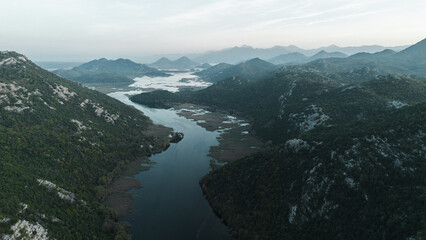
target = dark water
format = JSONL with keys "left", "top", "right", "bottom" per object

{"left": 109, "top": 92, "right": 232, "bottom": 240}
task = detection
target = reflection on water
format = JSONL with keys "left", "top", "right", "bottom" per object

{"left": 109, "top": 91, "right": 232, "bottom": 240}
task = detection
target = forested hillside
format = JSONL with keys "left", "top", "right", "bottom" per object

{"left": 0, "top": 51, "right": 169, "bottom": 239}
{"left": 131, "top": 70, "right": 426, "bottom": 143}
{"left": 193, "top": 58, "right": 279, "bottom": 83}
{"left": 201, "top": 102, "right": 426, "bottom": 239}
{"left": 130, "top": 56, "right": 426, "bottom": 239}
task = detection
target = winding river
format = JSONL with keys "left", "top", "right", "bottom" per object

{"left": 109, "top": 91, "right": 232, "bottom": 240}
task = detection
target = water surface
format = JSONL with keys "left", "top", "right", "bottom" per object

{"left": 109, "top": 91, "right": 232, "bottom": 240}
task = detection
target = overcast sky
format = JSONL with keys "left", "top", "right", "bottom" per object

{"left": 0, "top": 0, "right": 425, "bottom": 61}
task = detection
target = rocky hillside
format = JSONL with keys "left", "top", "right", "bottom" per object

{"left": 0, "top": 51, "right": 169, "bottom": 239}
{"left": 201, "top": 102, "right": 426, "bottom": 239}
{"left": 131, "top": 69, "right": 426, "bottom": 143}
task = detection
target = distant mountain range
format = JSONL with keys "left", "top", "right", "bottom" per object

{"left": 269, "top": 51, "right": 347, "bottom": 65}
{"left": 53, "top": 58, "right": 168, "bottom": 85}
{"left": 195, "top": 38, "right": 426, "bottom": 83}
{"left": 189, "top": 44, "right": 407, "bottom": 64}
{"left": 149, "top": 56, "right": 199, "bottom": 70}
{"left": 306, "top": 38, "right": 426, "bottom": 77}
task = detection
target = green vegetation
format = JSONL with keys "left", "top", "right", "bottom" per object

{"left": 193, "top": 58, "right": 279, "bottom": 83}
{"left": 201, "top": 103, "right": 426, "bottom": 240}
{"left": 131, "top": 52, "right": 426, "bottom": 239}
{"left": 53, "top": 58, "right": 169, "bottom": 85}
{"left": 131, "top": 70, "right": 426, "bottom": 143}
{"left": 0, "top": 52, "right": 168, "bottom": 239}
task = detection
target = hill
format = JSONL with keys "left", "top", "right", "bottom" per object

{"left": 309, "top": 50, "right": 347, "bottom": 61}
{"left": 193, "top": 63, "right": 233, "bottom": 81}
{"left": 129, "top": 65, "right": 426, "bottom": 239}
{"left": 193, "top": 58, "right": 279, "bottom": 83}
{"left": 0, "top": 51, "right": 170, "bottom": 239}
{"left": 131, "top": 69, "right": 426, "bottom": 143}
{"left": 201, "top": 102, "right": 426, "bottom": 239}
{"left": 269, "top": 52, "right": 308, "bottom": 65}
{"left": 150, "top": 56, "right": 199, "bottom": 70}
{"left": 53, "top": 58, "right": 168, "bottom": 85}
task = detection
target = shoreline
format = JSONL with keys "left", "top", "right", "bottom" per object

{"left": 102, "top": 122, "right": 173, "bottom": 219}
{"left": 172, "top": 103, "right": 264, "bottom": 164}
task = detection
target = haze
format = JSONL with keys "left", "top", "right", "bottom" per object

{"left": 0, "top": 0, "right": 425, "bottom": 61}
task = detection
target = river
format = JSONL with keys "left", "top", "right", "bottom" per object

{"left": 108, "top": 91, "right": 233, "bottom": 240}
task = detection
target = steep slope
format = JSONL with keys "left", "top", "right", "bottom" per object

{"left": 194, "top": 58, "right": 279, "bottom": 83}
{"left": 53, "top": 58, "right": 168, "bottom": 85}
{"left": 201, "top": 102, "right": 426, "bottom": 239}
{"left": 131, "top": 69, "right": 426, "bottom": 143}
{"left": 0, "top": 51, "right": 169, "bottom": 239}
{"left": 394, "top": 38, "right": 426, "bottom": 66}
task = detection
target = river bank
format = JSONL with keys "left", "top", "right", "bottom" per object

{"left": 108, "top": 91, "right": 233, "bottom": 239}
{"left": 103, "top": 122, "right": 173, "bottom": 218}
{"left": 171, "top": 103, "right": 264, "bottom": 164}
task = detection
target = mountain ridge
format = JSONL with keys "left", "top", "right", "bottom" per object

{"left": 149, "top": 56, "right": 199, "bottom": 70}
{"left": 53, "top": 58, "right": 168, "bottom": 85}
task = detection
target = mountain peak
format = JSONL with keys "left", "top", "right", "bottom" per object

{"left": 0, "top": 51, "right": 33, "bottom": 68}
{"left": 244, "top": 58, "right": 275, "bottom": 67}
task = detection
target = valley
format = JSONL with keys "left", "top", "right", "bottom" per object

{"left": 2, "top": 1, "right": 426, "bottom": 239}
{"left": 1, "top": 38, "right": 425, "bottom": 240}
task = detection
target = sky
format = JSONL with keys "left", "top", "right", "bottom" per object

{"left": 0, "top": 0, "right": 425, "bottom": 61}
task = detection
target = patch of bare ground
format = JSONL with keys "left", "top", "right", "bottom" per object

{"left": 103, "top": 158, "right": 154, "bottom": 218}
{"left": 173, "top": 103, "right": 264, "bottom": 165}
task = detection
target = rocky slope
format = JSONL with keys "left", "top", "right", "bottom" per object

{"left": 0, "top": 51, "right": 169, "bottom": 239}
{"left": 201, "top": 102, "right": 426, "bottom": 239}
{"left": 131, "top": 69, "right": 426, "bottom": 143}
